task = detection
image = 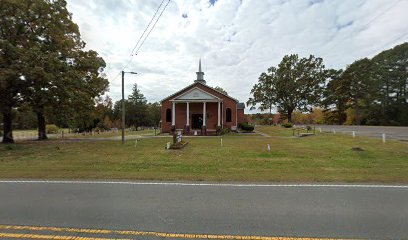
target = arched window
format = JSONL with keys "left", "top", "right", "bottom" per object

{"left": 166, "top": 109, "right": 171, "bottom": 122}
{"left": 226, "top": 108, "right": 232, "bottom": 122}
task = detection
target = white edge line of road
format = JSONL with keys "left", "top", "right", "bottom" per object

{"left": 0, "top": 180, "right": 407, "bottom": 188}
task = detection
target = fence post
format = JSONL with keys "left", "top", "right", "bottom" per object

{"left": 382, "top": 133, "right": 386, "bottom": 143}
{"left": 352, "top": 131, "right": 355, "bottom": 138}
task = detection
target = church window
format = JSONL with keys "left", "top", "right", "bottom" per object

{"left": 166, "top": 109, "right": 171, "bottom": 122}
{"left": 226, "top": 108, "right": 232, "bottom": 122}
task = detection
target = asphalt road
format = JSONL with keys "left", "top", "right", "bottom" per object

{"left": 310, "top": 125, "right": 408, "bottom": 141}
{"left": 0, "top": 181, "right": 407, "bottom": 239}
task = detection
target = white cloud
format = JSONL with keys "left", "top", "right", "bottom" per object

{"left": 66, "top": 0, "right": 408, "bottom": 112}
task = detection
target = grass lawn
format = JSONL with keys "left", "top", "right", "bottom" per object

{"left": 12, "top": 129, "right": 38, "bottom": 139}
{"left": 256, "top": 125, "right": 295, "bottom": 136}
{"left": 64, "top": 129, "right": 158, "bottom": 139}
{"left": 1, "top": 126, "right": 407, "bottom": 182}
{"left": 256, "top": 125, "right": 317, "bottom": 137}
{"left": 10, "top": 129, "right": 159, "bottom": 139}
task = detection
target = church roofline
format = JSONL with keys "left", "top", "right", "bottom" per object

{"left": 170, "top": 86, "right": 222, "bottom": 101}
{"left": 160, "top": 81, "right": 239, "bottom": 103}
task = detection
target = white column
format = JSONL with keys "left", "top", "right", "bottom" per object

{"left": 203, "top": 102, "right": 206, "bottom": 127}
{"left": 172, "top": 102, "right": 175, "bottom": 126}
{"left": 222, "top": 102, "right": 224, "bottom": 128}
{"left": 186, "top": 102, "right": 190, "bottom": 126}
{"left": 235, "top": 104, "right": 238, "bottom": 127}
{"left": 217, "top": 101, "right": 221, "bottom": 126}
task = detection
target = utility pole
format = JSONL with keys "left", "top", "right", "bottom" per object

{"left": 121, "top": 71, "right": 137, "bottom": 144}
{"left": 121, "top": 71, "right": 125, "bottom": 144}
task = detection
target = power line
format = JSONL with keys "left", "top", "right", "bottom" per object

{"left": 369, "top": 31, "right": 408, "bottom": 56}
{"left": 358, "top": 0, "right": 400, "bottom": 32}
{"left": 108, "top": 0, "right": 171, "bottom": 82}
{"left": 133, "top": 0, "right": 171, "bottom": 56}
{"left": 130, "top": 0, "right": 166, "bottom": 56}
{"left": 324, "top": 0, "right": 401, "bottom": 55}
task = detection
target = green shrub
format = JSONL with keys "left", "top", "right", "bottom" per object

{"left": 282, "top": 122, "right": 293, "bottom": 128}
{"left": 219, "top": 128, "right": 230, "bottom": 135}
{"left": 240, "top": 123, "right": 254, "bottom": 132}
{"left": 46, "top": 124, "right": 59, "bottom": 134}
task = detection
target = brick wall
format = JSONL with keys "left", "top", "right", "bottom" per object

{"left": 161, "top": 83, "right": 239, "bottom": 133}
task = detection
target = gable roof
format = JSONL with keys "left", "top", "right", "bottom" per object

{"left": 161, "top": 81, "right": 238, "bottom": 103}
{"left": 173, "top": 87, "right": 221, "bottom": 101}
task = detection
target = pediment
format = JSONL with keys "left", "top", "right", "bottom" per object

{"left": 173, "top": 87, "right": 220, "bottom": 100}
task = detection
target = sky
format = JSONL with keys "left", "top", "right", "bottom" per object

{"left": 66, "top": 0, "right": 408, "bottom": 112}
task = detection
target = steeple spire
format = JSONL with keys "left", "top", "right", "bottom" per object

{"left": 195, "top": 58, "right": 206, "bottom": 84}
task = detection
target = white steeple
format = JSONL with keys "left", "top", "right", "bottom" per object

{"left": 195, "top": 58, "right": 206, "bottom": 84}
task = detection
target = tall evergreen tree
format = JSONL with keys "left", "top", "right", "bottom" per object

{"left": 322, "top": 69, "right": 347, "bottom": 124}
{"left": 370, "top": 43, "right": 408, "bottom": 125}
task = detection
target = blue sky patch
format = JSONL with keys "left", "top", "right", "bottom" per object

{"left": 308, "top": 0, "right": 324, "bottom": 6}
{"left": 336, "top": 20, "right": 354, "bottom": 30}
{"left": 209, "top": 0, "right": 218, "bottom": 6}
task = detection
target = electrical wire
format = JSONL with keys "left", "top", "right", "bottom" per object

{"left": 133, "top": 0, "right": 171, "bottom": 56}
{"left": 108, "top": 0, "right": 171, "bottom": 82}
{"left": 130, "top": 0, "right": 166, "bottom": 56}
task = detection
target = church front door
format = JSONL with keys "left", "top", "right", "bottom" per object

{"left": 192, "top": 114, "right": 203, "bottom": 129}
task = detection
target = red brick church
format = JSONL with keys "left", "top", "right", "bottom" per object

{"left": 161, "top": 60, "right": 245, "bottom": 135}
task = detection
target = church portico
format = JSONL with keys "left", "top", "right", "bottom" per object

{"left": 161, "top": 60, "right": 245, "bottom": 135}
{"left": 170, "top": 100, "right": 222, "bottom": 135}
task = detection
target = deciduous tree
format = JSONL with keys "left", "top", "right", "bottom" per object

{"left": 0, "top": 0, "right": 108, "bottom": 141}
{"left": 248, "top": 54, "right": 326, "bottom": 123}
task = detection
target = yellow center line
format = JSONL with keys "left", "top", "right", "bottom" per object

{"left": 0, "top": 225, "right": 355, "bottom": 240}
{"left": 0, "top": 232, "right": 130, "bottom": 240}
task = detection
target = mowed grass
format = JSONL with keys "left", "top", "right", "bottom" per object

{"left": 64, "top": 129, "right": 158, "bottom": 139}
{"left": 256, "top": 125, "right": 295, "bottom": 136}
{"left": 11, "top": 129, "right": 158, "bottom": 139}
{"left": 256, "top": 125, "right": 318, "bottom": 137}
{"left": 1, "top": 126, "right": 407, "bottom": 182}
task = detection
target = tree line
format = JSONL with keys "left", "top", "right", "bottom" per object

{"left": 248, "top": 42, "right": 408, "bottom": 126}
